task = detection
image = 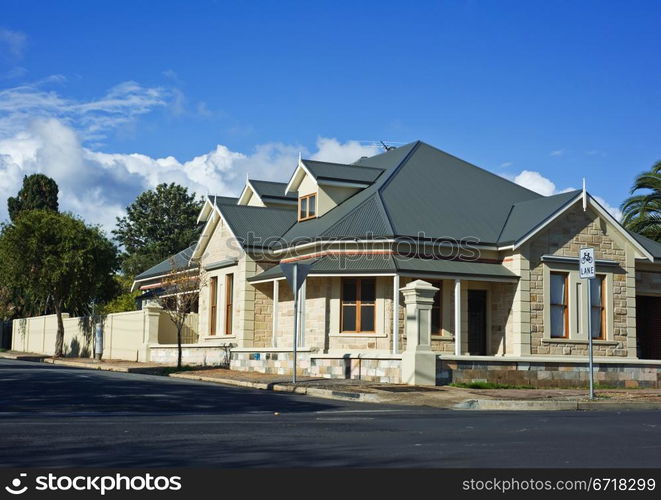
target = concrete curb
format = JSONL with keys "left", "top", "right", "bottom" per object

{"left": 0, "top": 352, "right": 49, "bottom": 362}
{"left": 454, "top": 399, "right": 661, "bottom": 411}
{"left": 3, "top": 353, "right": 659, "bottom": 410}
{"left": 169, "top": 373, "right": 382, "bottom": 403}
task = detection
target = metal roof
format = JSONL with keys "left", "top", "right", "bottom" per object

{"left": 214, "top": 202, "right": 297, "bottom": 248}
{"left": 497, "top": 190, "right": 581, "bottom": 245}
{"left": 133, "top": 244, "right": 197, "bottom": 281}
{"left": 250, "top": 180, "right": 296, "bottom": 201}
{"left": 248, "top": 254, "right": 516, "bottom": 282}
{"left": 302, "top": 159, "right": 385, "bottom": 184}
{"left": 630, "top": 232, "right": 661, "bottom": 260}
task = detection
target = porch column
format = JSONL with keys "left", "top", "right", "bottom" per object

{"left": 297, "top": 280, "right": 306, "bottom": 347}
{"left": 400, "top": 280, "right": 438, "bottom": 385}
{"left": 454, "top": 279, "right": 462, "bottom": 356}
{"left": 272, "top": 280, "right": 279, "bottom": 348}
{"left": 392, "top": 274, "right": 400, "bottom": 354}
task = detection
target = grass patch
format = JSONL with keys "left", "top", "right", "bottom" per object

{"left": 450, "top": 381, "right": 534, "bottom": 390}
{"left": 0, "top": 348, "right": 7, "bottom": 353}
{"left": 451, "top": 382, "right": 630, "bottom": 391}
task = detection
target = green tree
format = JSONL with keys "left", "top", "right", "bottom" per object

{"left": 98, "top": 275, "right": 140, "bottom": 315}
{"left": 113, "top": 183, "right": 203, "bottom": 276}
{"left": 7, "top": 174, "right": 59, "bottom": 221}
{"left": 621, "top": 161, "right": 661, "bottom": 242}
{"left": 0, "top": 211, "right": 118, "bottom": 356}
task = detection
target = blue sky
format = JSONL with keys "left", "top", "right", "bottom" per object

{"left": 0, "top": 0, "right": 659, "bottom": 230}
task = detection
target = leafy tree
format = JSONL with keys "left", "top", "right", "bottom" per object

{"left": 98, "top": 275, "right": 140, "bottom": 315}
{"left": 113, "top": 183, "right": 203, "bottom": 276}
{"left": 0, "top": 211, "right": 118, "bottom": 357}
{"left": 621, "top": 161, "right": 661, "bottom": 242}
{"left": 7, "top": 174, "right": 59, "bottom": 221}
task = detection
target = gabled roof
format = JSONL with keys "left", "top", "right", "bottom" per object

{"left": 212, "top": 195, "right": 239, "bottom": 206}
{"left": 217, "top": 203, "right": 297, "bottom": 247}
{"left": 285, "top": 158, "right": 386, "bottom": 193}
{"left": 302, "top": 159, "right": 385, "bottom": 184}
{"left": 238, "top": 180, "right": 296, "bottom": 206}
{"left": 250, "top": 180, "right": 296, "bottom": 202}
{"left": 133, "top": 245, "right": 197, "bottom": 282}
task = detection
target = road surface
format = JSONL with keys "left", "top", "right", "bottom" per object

{"left": 0, "top": 359, "right": 659, "bottom": 467}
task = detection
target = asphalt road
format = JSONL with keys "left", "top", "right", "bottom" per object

{"left": 0, "top": 358, "right": 660, "bottom": 468}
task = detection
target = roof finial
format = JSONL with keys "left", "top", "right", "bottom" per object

{"left": 582, "top": 177, "right": 587, "bottom": 211}
{"left": 298, "top": 151, "right": 302, "bottom": 164}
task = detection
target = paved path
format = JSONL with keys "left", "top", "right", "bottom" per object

{"left": 1, "top": 359, "right": 660, "bottom": 468}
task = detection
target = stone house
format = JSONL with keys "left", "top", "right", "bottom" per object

{"left": 134, "top": 141, "right": 661, "bottom": 387}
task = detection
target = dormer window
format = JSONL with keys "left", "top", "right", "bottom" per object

{"left": 299, "top": 193, "right": 317, "bottom": 221}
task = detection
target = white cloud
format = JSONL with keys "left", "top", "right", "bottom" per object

{"left": 0, "top": 78, "right": 168, "bottom": 141}
{"left": 500, "top": 161, "right": 513, "bottom": 168}
{"left": 592, "top": 196, "right": 623, "bottom": 222}
{"left": 311, "top": 137, "right": 380, "bottom": 164}
{"left": 0, "top": 112, "right": 381, "bottom": 233}
{"left": 550, "top": 149, "right": 565, "bottom": 157}
{"left": 0, "top": 28, "right": 27, "bottom": 59}
{"left": 509, "top": 170, "right": 622, "bottom": 220}
{"left": 512, "top": 170, "right": 557, "bottom": 197}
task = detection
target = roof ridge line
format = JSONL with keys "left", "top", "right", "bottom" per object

{"left": 320, "top": 192, "right": 385, "bottom": 238}
{"left": 302, "top": 159, "right": 386, "bottom": 172}
{"left": 376, "top": 141, "right": 422, "bottom": 233}
{"left": 496, "top": 203, "right": 516, "bottom": 244}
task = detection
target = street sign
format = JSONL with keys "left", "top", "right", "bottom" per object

{"left": 279, "top": 260, "right": 316, "bottom": 384}
{"left": 579, "top": 247, "right": 596, "bottom": 400}
{"left": 579, "top": 247, "right": 595, "bottom": 279}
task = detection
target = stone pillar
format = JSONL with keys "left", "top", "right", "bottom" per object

{"left": 392, "top": 274, "right": 400, "bottom": 354}
{"left": 400, "top": 280, "right": 438, "bottom": 386}
{"left": 142, "top": 306, "right": 162, "bottom": 362}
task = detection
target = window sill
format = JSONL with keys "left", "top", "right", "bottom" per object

{"left": 329, "top": 333, "right": 388, "bottom": 338}
{"left": 431, "top": 334, "right": 454, "bottom": 341}
{"left": 542, "top": 338, "right": 618, "bottom": 346}
{"left": 202, "top": 335, "right": 236, "bottom": 341}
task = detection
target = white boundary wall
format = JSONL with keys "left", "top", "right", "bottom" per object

{"left": 11, "top": 308, "right": 199, "bottom": 362}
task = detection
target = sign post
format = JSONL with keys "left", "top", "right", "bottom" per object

{"left": 579, "top": 247, "right": 596, "bottom": 400}
{"left": 280, "top": 261, "right": 315, "bottom": 384}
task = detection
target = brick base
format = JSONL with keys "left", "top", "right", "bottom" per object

{"left": 437, "top": 359, "right": 661, "bottom": 388}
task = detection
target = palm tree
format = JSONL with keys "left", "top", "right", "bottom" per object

{"left": 621, "top": 161, "right": 661, "bottom": 242}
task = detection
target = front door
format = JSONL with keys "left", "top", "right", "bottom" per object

{"left": 468, "top": 290, "right": 487, "bottom": 355}
{"left": 637, "top": 296, "right": 661, "bottom": 359}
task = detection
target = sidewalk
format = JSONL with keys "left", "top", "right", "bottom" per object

{"left": 2, "top": 350, "right": 660, "bottom": 410}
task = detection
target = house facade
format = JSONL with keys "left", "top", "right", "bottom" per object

{"left": 135, "top": 141, "right": 661, "bottom": 387}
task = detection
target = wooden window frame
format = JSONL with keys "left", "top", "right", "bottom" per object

{"left": 209, "top": 276, "right": 218, "bottom": 336}
{"left": 298, "top": 193, "right": 317, "bottom": 221}
{"left": 591, "top": 275, "right": 606, "bottom": 340}
{"left": 430, "top": 280, "right": 443, "bottom": 334}
{"left": 225, "top": 273, "right": 234, "bottom": 335}
{"left": 550, "top": 272, "right": 569, "bottom": 339}
{"left": 340, "top": 278, "right": 376, "bottom": 333}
